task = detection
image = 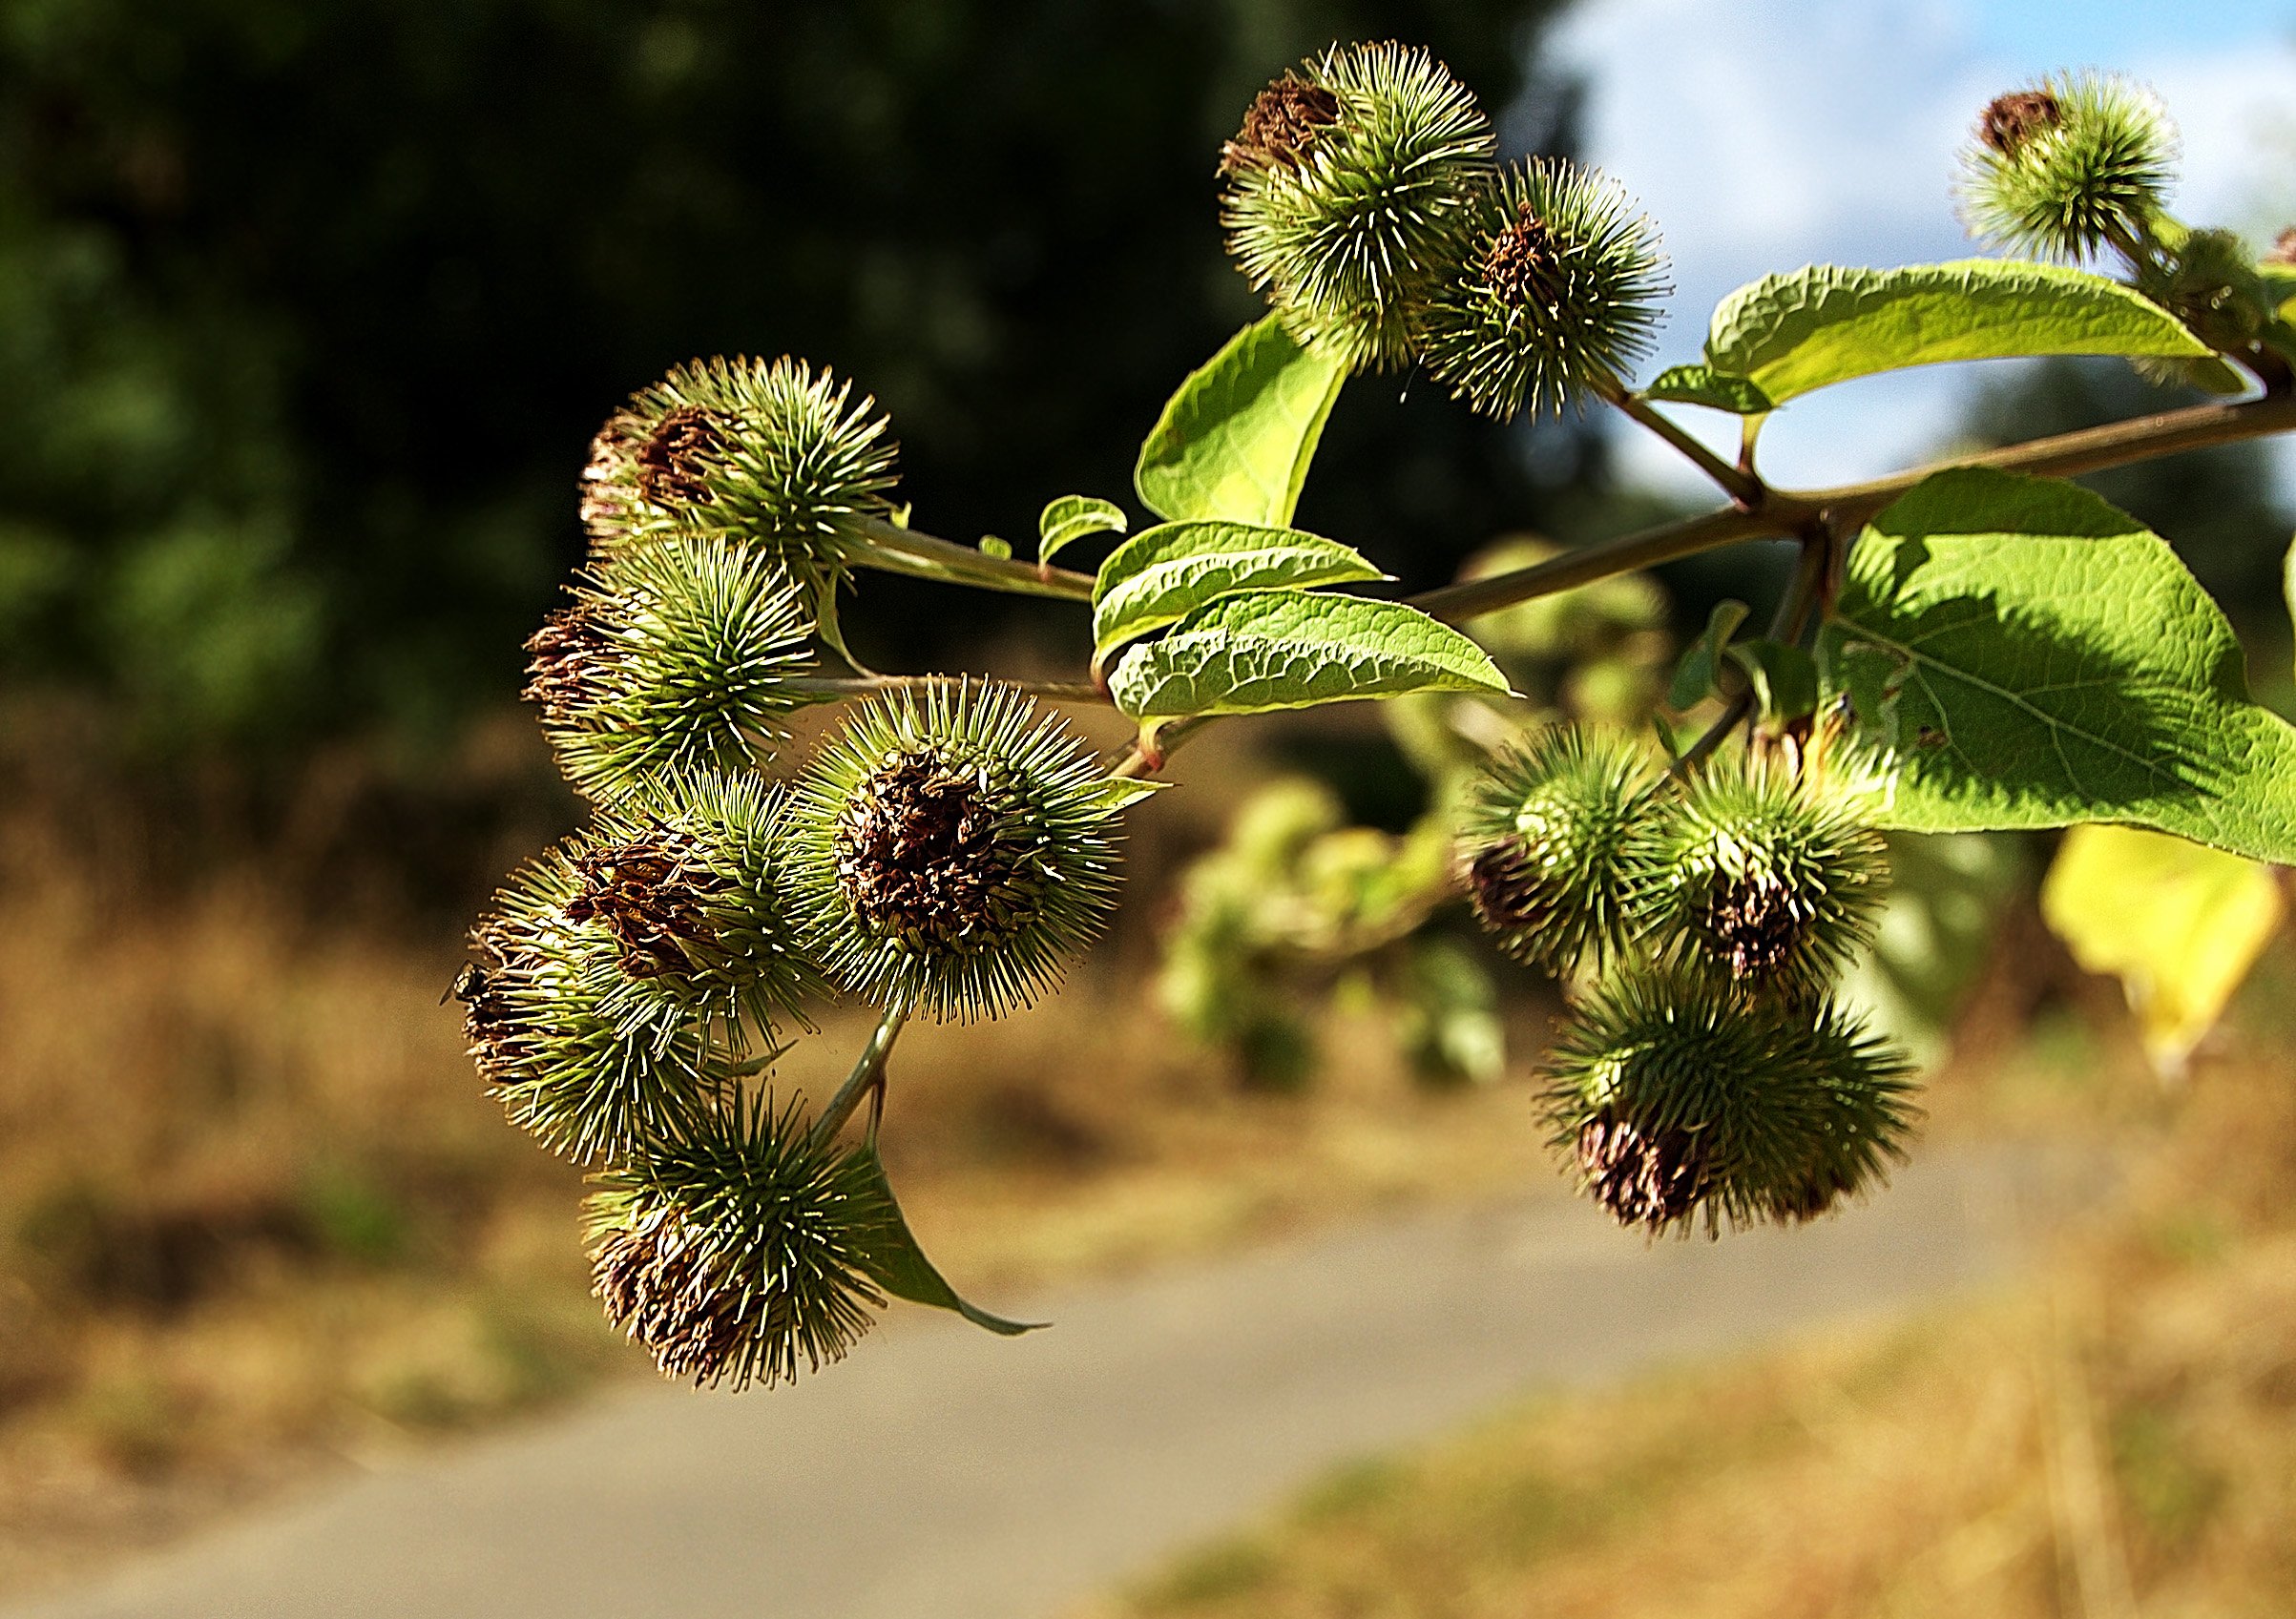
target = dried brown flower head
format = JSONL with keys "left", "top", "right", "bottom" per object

{"left": 1979, "top": 89, "right": 2062, "bottom": 156}
{"left": 1577, "top": 1113, "right": 1711, "bottom": 1232}
{"left": 1482, "top": 201, "right": 1563, "bottom": 311}
{"left": 567, "top": 827, "right": 728, "bottom": 980}
{"left": 1219, "top": 73, "right": 1342, "bottom": 175}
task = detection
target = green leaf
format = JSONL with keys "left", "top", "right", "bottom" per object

{"left": 1092, "top": 519, "right": 1388, "bottom": 658}
{"left": 1395, "top": 939, "right": 1505, "bottom": 1088}
{"left": 2040, "top": 823, "right": 2284, "bottom": 1074}
{"left": 1135, "top": 316, "right": 1346, "bottom": 527}
{"left": 809, "top": 573, "right": 861, "bottom": 670}
{"left": 978, "top": 534, "right": 1012, "bottom": 560}
{"left": 1837, "top": 832, "right": 2026, "bottom": 1069}
{"left": 1037, "top": 495, "right": 1128, "bottom": 567}
{"left": 863, "top": 1152, "right": 1042, "bottom": 1337}
{"left": 2183, "top": 355, "right": 2253, "bottom": 396}
{"left": 1667, "top": 598, "right": 1749, "bottom": 710}
{"left": 1724, "top": 638, "right": 1818, "bottom": 720}
{"left": 1696, "top": 260, "right": 2212, "bottom": 410}
{"left": 1082, "top": 777, "right": 1170, "bottom": 813}
{"left": 1641, "top": 364, "right": 1774, "bottom": 414}
{"left": 2284, "top": 532, "right": 2296, "bottom": 673}
{"left": 1818, "top": 467, "right": 2296, "bottom": 862}
{"left": 1110, "top": 592, "right": 1510, "bottom": 721}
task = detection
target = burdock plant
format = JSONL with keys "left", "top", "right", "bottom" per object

{"left": 587, "top": 1094, "right": 902, "bottom": 1389}
{"left": 581, "top": 356, "right": 900, "bottom": 588}
{"left": 1539, "top": 969, "right": 1919, "bottom": 1235}
{"left": 461, "top": 855, "right": 722, "bottom": 1161}
{"left": 528, "top": 534, "right": 818, "bottom": 799}
{"left": 1416, "top": 158, "right": 1670, "bottom": 419}
{"left": 460, "top": 39, "right": 2296, "bottom": 1389}
{"left": 1957, "top": 71, "right": 2179, "bottom": 263}
{"left": 1220, "top": 41, "right": 1495, "bottom": 371}
{"left": 785, "top": 682, "right": 1126, "bottom": 1023}
{"left": 1633, "top": 746, "right": 1890, "bottom": 1005}
{"left": 562, "top": 773, "right": 826, "bottom": 1048}
{"left": 1459, "top": 725, "right": 1659, "bottom": 976}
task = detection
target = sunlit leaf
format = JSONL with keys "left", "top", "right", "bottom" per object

{"left": 2041, "top": 823, "right": 2284, "bottom": 1074}
{"left": 1037, "top": 495, "right": 1128, "bottom": 567}
{"left": 1688, "top": 260, "right": 2210, "bottom": 411}
{"left": 1093, "top": 519, "right": 1386, "bottom": 658}
{"left": 1820, "top": 467, "right": 2296, "bottom": 863}
{"left": 1110, "top": 592, "right": 1509, "bottom": 720}
{"left": 1641, "top": 364, "right": 1773, "bottom": 414}
{"left": 1135, "top": 317, "right": 1346, "bottom": 526}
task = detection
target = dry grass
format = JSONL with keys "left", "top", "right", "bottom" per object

{"left": 18, "top": 706, "right": 2287, "bottom": 1614}
{"left": 0, "top": 722, "right": 1546, "bottom": 1598}
{"left": 1075, "top": 966, "right": 2296, "bottom": 1619}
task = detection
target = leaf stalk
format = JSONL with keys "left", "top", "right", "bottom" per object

{"left": 808, "top": 1005, "right": 910, "bottom": 1150}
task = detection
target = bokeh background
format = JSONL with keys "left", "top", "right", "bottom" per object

{"left": 2, "top": 1, "right": 2293, "bottom": 1611}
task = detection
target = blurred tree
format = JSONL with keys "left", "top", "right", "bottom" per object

{"left": 0, "top": 0, "right": 1585, "bottom": 749}
{"left": 1958, "top": 358, "right": 2292, "bottom": 631}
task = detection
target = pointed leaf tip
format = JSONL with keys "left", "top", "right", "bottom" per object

{"left": 1136, "top": 317, "right": 1346, "bottom": 528}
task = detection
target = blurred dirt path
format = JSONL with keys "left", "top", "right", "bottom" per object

{"left": 7, "top": 1149, "right": 2081, "bottom": 1619}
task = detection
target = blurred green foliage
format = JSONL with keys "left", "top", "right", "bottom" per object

{"left": 1158, "top": 549, "right": 1674, "bottom": 1089}
{"left": 0, "top": 0, "right": 1580, "bottom": 748}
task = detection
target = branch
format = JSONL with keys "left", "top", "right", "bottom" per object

{"left": 1096, "top": 383, "right": 2296, "bottom": 788}
{"left": 1417, "top": 386, "right": 2296, "bottom": 625}
{"left": 787, "top": 674, "right": 1110, "bottom": 705}
{"left": 1809, "top": 386, "right": 2296, "bottom": 527}
{"left": 1607, "top": 386, "right": 1763, "bottom": 507}
{"left": 850, "top": 517, "right": 1097, "bottom": 602}
{"left": 1110, "top": 716, "right": 1208, "bottom": 779}
{"left": 1409, "top": 505, "right": 1780, "bottom": 622}
{"left": 807, "top": 1005, "right": 909, "bottom": 1150}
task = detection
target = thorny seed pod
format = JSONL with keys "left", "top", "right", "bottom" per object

{"left": 2134, "top": 226, "right": 2276, "bottom": 355}
{"left": 1416, "top": 159, "right": 1669, "bottom": 419}
{"left": 563, "top": 773, "right": 827, "bottom": 1046}
{"left": 1459, "top": 726, "right": 1659, "bottom": 977}
{"left": 785, "top": 683, "right": 1124, "bottom": 1022}
{"left": 1634, "top": 745, "right": 1889, "bottom": 1005}
{"left": 1574, "top": 1111, "right": 1711, "bottom": 1233}
{"left": 580, "top": 356, "right": 898, "bottom": 595}
{"left": 1763, "top": 1002, "right": 1923, "bottom": 1225}
{"left": 1957, "top": 72, "right": 2178, "bottom": 262}
{"left": 1538, "top": 967, "right": 1918, "bottom": 1237}
{"left": 1220, "top": 41, "right": 1494, "bottom": 372}
{"left": 587, "top": 1094, "right": 899, "bottom": 1390}
{"left": 528, "top": 535, "right": 817, "bottom": 799}
{"left": 463, "top": 851, "right": 723, "bottom": 1161}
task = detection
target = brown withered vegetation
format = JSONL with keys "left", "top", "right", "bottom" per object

{"left": 1979, "top": 89, "right": 2063, "bottom": 156}
{"left": 634, "top": 405, "right": 730, "bottom": 509}
{"left": 834, "top": 751, "right": 1036, "bottom": 949}
{"left": 1219, "top": 73, "right": 1341, "bottom": 175}
{"left": 0, "top": 710, "right": 1537, "bottom": 1599}
{"left": 1482, "top": 201, "right": 1564, "bottom": 311}
{"left": 1575, "top": 1113, "right": 1709, "bottom": 1232}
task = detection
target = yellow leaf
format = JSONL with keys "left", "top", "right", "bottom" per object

{"left": 2040, "top": 824, "right": 2284, "bottom": 1074}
